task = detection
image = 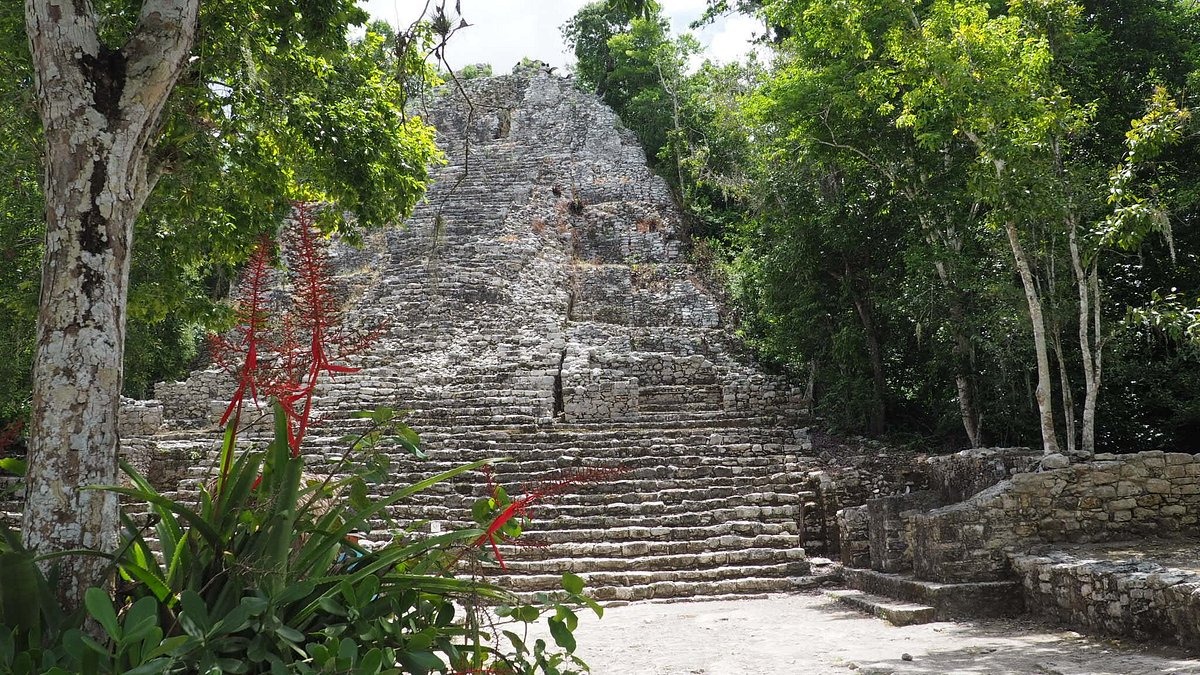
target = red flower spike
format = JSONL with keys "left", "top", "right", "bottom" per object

{"left": 210, "top": 235, "right": 277, "bottom": 428}
{"left": 210, "top": 201, "right": 385, "bottom": 459}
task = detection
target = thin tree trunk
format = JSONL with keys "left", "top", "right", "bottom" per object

{"left": 1068, "top": 220, "right": 1100, "bottom": 457}
{"left": 849, "top": 283, "right": 887, "bottom": 435}
{"left": 1004, "top": 220, "right": 1060, "bottom": 455}
{"left": 23, "top": 0, "right": 197, "bottom": 614}
{"left": 933, "top": 258, "right": 983, "bottom": 447}
{"left": 1050, "top": 330, "right": 1077, "bottom": 456}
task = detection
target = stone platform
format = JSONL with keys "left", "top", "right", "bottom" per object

{"left": 1010, "top": 539, "right": 1200, "bottom": 648}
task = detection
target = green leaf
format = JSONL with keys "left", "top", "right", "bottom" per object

{"left": 144, "top": 635, "right": 195, "bottom": 660}
{"left": 349, "top": 479, "right": 370, "bottom": 511}
{"left": 547, "top": 617, "right": 576, "bottom": 653}
{"left": 556, "top": 605, "right": 579, "bottom": 632}
{"left": 502, "top": 629, "right": 527, "bottom": 655}
{"left": 396, "top": 650, "right": 442, "bottom": 675}
{"left": 359, "top": 647, "right": 384, "bottom": 673}
{"left": 124, "top": 658, "right": 171, "bottom": 675}
{"left": 0, "top": 551, "right": 42, "bottom": 632}
{"left": 582, "top": 595, "right": 604, "bottom": 619}
{"left": 317, "top": 596, "right": 347, "bottom": 616}
{"left": 178, "top": 590, "right": 211, "bottom": 637}
{"left": 275, "top": 624, "right": 305, "bottom": 644}
{"left": 84, "top": 587, "right": 120, "bottom": 641}
{"left": 122, "top": 596, "right": 160, "bottom": 644}
{"left": 561, "top": 572, "right": 584, "bottom": 595}
{"left": 0, "top": 459, "right": 26, "bottom": 476}
{"left": 471, "top": 498, "right": 493, "bottom": 523}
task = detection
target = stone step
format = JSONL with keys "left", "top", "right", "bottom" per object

{"left": 386, "top": 505, "right": 800, "bottom": 532}
{"left": 388, "top": 493, "right": 805, "bottom": 519}
{"left": 824, "top": 589, "right": 937, "bottom": 627}
{"left": 582, "top": 576, "right": 813, "bottom": 603}
{"left": 842, "top": 567, "right": 1025, "bottom": 620}
{"left": 521, "top": 521, "right": 799, "bottom": 544}
{"left": 498, "top": 546, "right": 808, "bottom": 574}
{"left": 497, "top": 561, "right": 811, "bottom": 594}
{"left": 496, "top": 533, "right": 800, "bottom": 559}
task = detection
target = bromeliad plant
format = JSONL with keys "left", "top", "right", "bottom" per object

{"left": 1, "top": 204, "right": 601, "bottom": 673}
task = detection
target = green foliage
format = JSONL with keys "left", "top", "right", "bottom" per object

{"left": 456, "top": 63, "right": 494, "bottom": 80}
{"left": 563, "top": 2, "right": 695, "bottom": 167}
{"left": 565, "top": 0, "right": 1200, "bottom": 449}
{"left": 0, "top": 2, "right": 443, "bottom": 423}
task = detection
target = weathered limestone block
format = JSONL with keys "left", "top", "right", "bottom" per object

{"left": 155, "top": 369, "right": 232, "bottom": 428}
{"left": 867, "top": 490, "right": 942, "bottom": 573}
{"left": 837, "top": 505, "right": 871, "bottom": 569}
{"left": 118, "top": 397, "right": 163, "bottom": 436}
{"left": 922, "top": 447, "right": 1041, "bottom": 503}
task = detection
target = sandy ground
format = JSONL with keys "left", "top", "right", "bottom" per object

{"left": 551, "top": 592, "right": 1200, "bottom": 675}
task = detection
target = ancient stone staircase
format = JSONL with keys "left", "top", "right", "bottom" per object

{"left": 92, "top": 72, "right": 818, "bottom": 603}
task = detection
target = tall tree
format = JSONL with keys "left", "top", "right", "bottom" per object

{"left": 19, "top": 0, "right": 440, "bottom": 613}
{"left": 23, "top": 0, "right": 199, "bottom": 614}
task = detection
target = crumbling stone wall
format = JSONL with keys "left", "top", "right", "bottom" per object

{"left": 833, "top": 447, "right": 1039, "bottom": 571}
{"left": 910, "top": 451, "right": 1200, "bottom": 583}
{"left": 923, "top": 447, "right": 1041, "bottom": 503}
{"left": 1010, "top": 549, "right": 1200, "bottom": 646}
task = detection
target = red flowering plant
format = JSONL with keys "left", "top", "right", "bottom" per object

{"left": 209, "top": 202, "right": 378, "bottom": 460}
{"left": 86, "top": 201, "right": 607, "bottom": 674}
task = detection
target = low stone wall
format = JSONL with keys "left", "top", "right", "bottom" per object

{"left": 119, "top": 398, "right": 164, "bottom": 437}
{"left": 808, "top": 449, "right": 925, "bottom": 558}
{"left": 923, "top": 447, "right": 1041, "bottom": 503}
{"left": 156, "top": 369, "right": 232, "bottom": 428}
{"left": 1010, "top": 550, "right": 1200, "bottom": 647}
{"left": 910, "top": 451, "right": 1200, "bottom": 583}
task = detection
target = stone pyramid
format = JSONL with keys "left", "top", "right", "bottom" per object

{"left": 9, "top": 73, "right": 819, "bottom": 602}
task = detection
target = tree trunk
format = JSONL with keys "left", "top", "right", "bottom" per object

{"left": 1050, "top": 330, "right": 1077, "bottom": 456}
{"left": 22, "top": 0, "right": 197, "bottom": 615}
{"left": 933, "top": 258, "right": 983, "bottom": 448}
{"left": 1068, "top": 220, "right": 1100, "bottom": 458}
{"left": 848, "top": 282, "right": 887, "bottom": 435}
{"left": 1003, "top": 220, "right": 1060, "bottom": 455}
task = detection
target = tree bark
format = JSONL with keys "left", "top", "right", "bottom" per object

{"left": 22, "top": 0, "right": 197, "bottom": 614}
{"left": 1050, "top": 329, "right": 1077, "bottom": 456}
{"left": 933, "top": 257, "right": 983, "bottom": 448}
{"left": 1004, "top": 220, "right": 1060, "bottom": 455}
{"left": 1068, "top": 220, "right": 1100, "bottom": 458}
{"left": 847, "top": 275, "right": 887, "bottom": 436}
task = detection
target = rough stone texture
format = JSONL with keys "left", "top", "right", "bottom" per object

{"left": 842, "top": 567, "right": 1025, "bottom": 621}
{"left": 867, "top": 491, "right": 941, "bottom": 573}
{"left": 910, "top": 451, "right": 1200, "bottom": 584}
{"left": 1010, "top": 543, "right": 1200, "bottom": 647}
{"left": 71, "top": 73, "right": 817, "bottom": 601}
{"left": 837, "top": 505, "right": 871, "bottom": 569}
{"left": 799, "top": 445, "right": 925, "bottom": 558}
{"left": 922, "top": 447, "right": 1041, "bottom": 504}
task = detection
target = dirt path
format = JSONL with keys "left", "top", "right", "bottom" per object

{"left": 557, "top": 592, "right": 1200, "bottom": 675}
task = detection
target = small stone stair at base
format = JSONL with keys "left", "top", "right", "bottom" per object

{"left": 823, "top": 589, "right": 936, "bottom": 627}
{"left": 842, "top": 567, "right": 1025, "bottom": 621}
